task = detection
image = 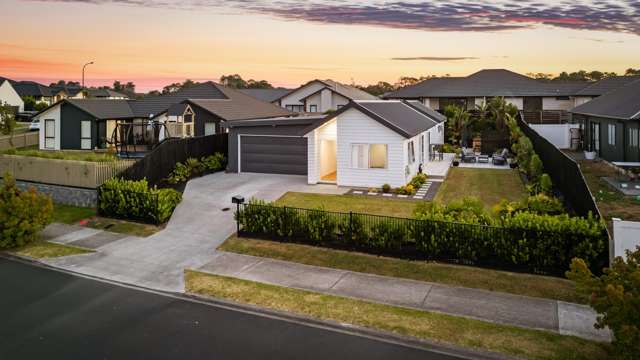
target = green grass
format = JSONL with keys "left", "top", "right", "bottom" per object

{"left": 275, "top": 192, "right": 418, "bottom": 218}
{"left": 435, "top": 168, "right": 528, "bottom": 210}
{"left": 219, "top": 235, "right": 582, "bottom": 303}
{"left": 53, "top": 204, "right": 161, "bottom": 237}
{"left": 10, "top": 241, "right": 92, "bottom": 258}
{"left": 53, "top": 204, "right": 97, "bottom": 224}
{"left": 185, "top": 271, "right": 610, "bottom": 360}
{"left": 2, "top": 146, "right": 117, "bottom": 162}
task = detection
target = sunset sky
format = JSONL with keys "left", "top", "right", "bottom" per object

{"left": 1, "top": 0, "right": 638, "bottom": 92}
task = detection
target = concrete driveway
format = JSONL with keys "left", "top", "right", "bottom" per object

{"left": 44, "top": 173, "right": 347, "bottom": 292}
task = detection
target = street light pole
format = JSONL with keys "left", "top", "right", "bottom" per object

{"left": 82, "top": 61, "right": 94, "bottom": 88}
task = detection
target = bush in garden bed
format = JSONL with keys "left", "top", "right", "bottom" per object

{"left": 0, "top": 173, "right": 53, "bottom": 249}
{"left": 167, "top": 153, "right": 226, "bottom": 185}
{"left": 236, "top": 198, "right": 608, "bottom": 275}
{"left": 99, "top": 178, "right": 182, "bottom": 224}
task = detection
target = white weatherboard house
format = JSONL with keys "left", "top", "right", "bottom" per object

{"left": 277, "top": 79, "right": 379, "bottom": 113}
{"left": 0, "top": 79, "right": 24, "bottom": 112}
{"left": 305, "top": 100, "right": 445, "bottom": 188}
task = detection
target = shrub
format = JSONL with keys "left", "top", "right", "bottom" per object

{"left": 415, "top": 197, "right": 492, "bottom": 225}
{"left": 568, "top": 249, "right": 640, "bottom": 359}
{"left": 493, "top": 194, "right": 564, "bottom": 217}
{"left": 370, "top": 221, "right": 407, "bottom": 250}
{"left": 0, "top": 173, "right": 53, "bottom": 249}
{"left": 529, "top": 154, "right": 543, "bottom": 181}
{"left": 167, "top": 153, "right": 226, "bottom": 184}
{"left": 201, "top": 153, "right": 226, "bottom": 171}
{"left": 539, "top": 173, "right": 553, "bottom": 194}
{"left": 381, "top": 184, "right": 391, "bottom": 193}
{"left": 167, "top": 163, "right": 191, "bottom": 184}
{"left": 514, "top": 136, "right": 534, "bottom": 173}
{"left": 99, "top": 178, "right": 182, "bottom": 223}
{"left": 185, "top": 157, "right": 204, "bottom": 176}
{"left": 394, "top": 184, "right": 415, "bottom": 195}
{"left": 410, "top": 173, "right": 428, "bottom": 189}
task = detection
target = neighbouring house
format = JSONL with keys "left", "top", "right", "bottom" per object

{"left": 11, "top": 81, "right": 56, "bottom": 105}
{"left": 572, "top": 76, "right": 640, "bottom": 107}
{"left": 49, "top": 84, "right": 86, "bottom": 100}
{"left": 571, "top": 78, "right": 640, "bottom": 163}
{"left": 385, "top": 69, "right": 598, "bottom": 123}
{"left": 0, "top": 78, "right": 24, "bottom": 112}
{"left": 276, "top": 79, "right": 378, "bottom": 113}
{"left": 239, "top": 88, "right": 292, "bottom": 105}
{"left": 31, "top": 81, "right": 292, "bottom": 153}
{"left": 86, "top": 88, "right": 130, "bottom": 99}
{"left": 225, "top": 100, "right": 446, "bottom": 188}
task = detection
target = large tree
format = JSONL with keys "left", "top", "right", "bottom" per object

{"left": 113, "top": 80, "right": 136, "bottom": 93}
{"left": 0, "top": 102, "right": 17, "bottom": 147}
{"left": 356, "top": 81, "right": 396, "bottom": 96}
{"left": 219, "top": 74, "right": 273, "bottom": 89}
{"left": 553, "top": 70, "right": 617, "bottom": 81}
{"left": 625, "top": 68, "right": 640, "bottom": 76}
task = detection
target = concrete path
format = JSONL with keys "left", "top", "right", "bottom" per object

{"left": 198, "top": 252, "right": 611, "bottom": 343}
{"left": 41, "top": 173, "right": 347, "bottom": 292}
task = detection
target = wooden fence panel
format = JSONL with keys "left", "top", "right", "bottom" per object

{"left": 0, "top": 131, "right": 39, "bottom": 151}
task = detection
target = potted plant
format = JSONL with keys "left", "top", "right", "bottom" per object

{"left": 508, "top": 157, "right": 517, "bottom": 169}
{"left": 452, "top": 156, "right": 460, "bottom": 167}
{"left": 584, "top": 145, "right": 596, "bottom": 160}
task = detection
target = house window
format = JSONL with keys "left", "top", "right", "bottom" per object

{"left": 369, "top": 144, "right": 387, "bottom": 169}
{"left": 351, "top": 144, "right": 367, "bottom": 169}
{"left": 351, "top": 144, "right": 387, "bottom": 169}
{"left": 630, "top": 128, "right": 639, "bottom": 148}
{"left": 419, "top": 135, "right": 425, "bottom": 163}
{"left": 285, "top": 105, "right": 304, "bottom": 112}
{"left": 309, "top": 105, "right": 318, "bottom": 112}
{"left": 407, "top": 141, "right": 415, "bottom": 164}
{"left": 608, "top": 124, "right": 616, "bottom": 146}
{"left": 44, "top": 119, "right": 55, "bottom": 149}
{"left": 555, "top": 96, "right": 570, "bottom": 100}
{"left": 80, "top": 121, "right": 91, "bottom": 149}
{"left": 204, "top": 122, "right": 216, "bottom": 136}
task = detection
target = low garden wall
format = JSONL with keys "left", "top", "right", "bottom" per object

{"left": 0, "top": 155, "right": 135, "bottom": 189}
{"left": 15, "top": 180, "right": 97, "bottom": 207}
{"left": 237, "top": 203, "right": 608, "bottom": 276}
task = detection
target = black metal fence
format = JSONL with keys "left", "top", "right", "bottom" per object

{"left": 516, "top": 117, "right": 601, "bottom": 218}
{"left": 119, "top": 134, "right": 228, "bottom": 186}
{"left": 236, "top": 203, "right": 608, "bottom": 276}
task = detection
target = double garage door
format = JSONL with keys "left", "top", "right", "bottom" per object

{"left": 240, "top": 136, "right": 307, "bottom": 175}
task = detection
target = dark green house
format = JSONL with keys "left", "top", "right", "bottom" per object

{"left": 571, "top": 79, "right": 640, "bottom": 163}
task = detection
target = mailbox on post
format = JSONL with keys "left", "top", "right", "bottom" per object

{"left": 232, "top": 195, "right": 245, "bottom": 234}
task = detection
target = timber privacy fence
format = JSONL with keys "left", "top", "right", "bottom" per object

{"left": 120, "top": 134, "right": 228, "bottom": 186}
{"left": 236, "top": 203, "right": 608, "bottom": 276}
{"left": 516, "top": 117, "right": 601, "bottom": 218}
{"left": 0, "top": 155, "right": 135, "bottom": 188}
{"left": 0, "top": 131, "right": 38, "bottom": 151}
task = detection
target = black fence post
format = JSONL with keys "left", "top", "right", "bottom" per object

{"left": 349, "top": 211, "right": 353, "bottom": 243}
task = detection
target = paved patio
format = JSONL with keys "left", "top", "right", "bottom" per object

{"left": 197, "top": 252, "right": 611, "bottom": 342}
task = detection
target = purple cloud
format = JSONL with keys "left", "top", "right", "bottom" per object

{"left": 27, "top": 0, "right": 640, "bottom": 35}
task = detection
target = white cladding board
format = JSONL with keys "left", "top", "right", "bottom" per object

{"left": 613, "top": 219, "right": 640, "bottom": 260}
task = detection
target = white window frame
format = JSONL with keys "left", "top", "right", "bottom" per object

{"left": 350, "top": 143, "right": 388, "bottom": 169}
{"left": 44, "top": 119, "right": 55, "bottom": 149}
{"left": 80, "top": 120, "right": 91, "bottom": 150}
{"left": 204, "top": 122, "right": 216, "bottom": 136}
{"left": 309, "top": 104, "right": 318, "bottom": 113}
{"left": 630, "top": 128, "right": 639, "bottom": 148}
{"left": 419, "top": 135, "right": 425, "bottom": 163}
{"left": 407, "top": 141, "right": 416, "bottom": 164}
{"left": 608, "top": 124, "right": 616, "bottom": 146}
{"left": 368, "top": 144, "right": 388, "bottom": 169}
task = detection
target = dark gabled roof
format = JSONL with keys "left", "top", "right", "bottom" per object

{"left": 0, "top": 76, "right": 14, "bottom": 85}
{"left": 405, "top": 100, "right": 446, "bottom": 122}
{"left": 87, "top": 88, "right": 129, "bottom": 98}
{"left": 33, "top": 99, "right": 135, "bottom": 120}
{"left": 12, "top": 81, "right": 54, "bottom": 97}
{"left": 167, "top": 103, "right": 189, "bottom": 116}
{"left": 130, "top": 81, "right": 228, "bottom": 118}
{"left": 50, "top": 85, "right": 84, "bottom": 97}
{"left": 570, "top": 79, "right": 640, "bottom": 120}
{"left": 279, "top": 79, "right": 379, "bottom": 103}
{"left": 385, "top": 69, "right": 591, "bottom": 98}
{"left": 184, "top": 84, "right": 292, "bottom": 121}
{"left": 575, "top": 76, "right": 640, "bottom": 96}
{"left": 304, "top": 100, "right": 439, "bottom": 138}
{"left": 239, "top": 88, "right": 292, "bottom": 103}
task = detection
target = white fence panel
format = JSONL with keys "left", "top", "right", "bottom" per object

{"left": 613, "top": 218, "right": 640, "bottom": 260}
{"left": 528, "top": 124, "right": 579, "bottom": 149}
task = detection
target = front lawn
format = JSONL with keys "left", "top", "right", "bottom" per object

{"left": 275, "top": 192, "right": 418, "bottom": 218}
{"left": 10, "top": 241, "right": 92, "bottom": 258}
{"left": 2, "top": 146, "right": 117, "bottom": 162}
{"left": 435, "top": 168, "right": 528, "bottom": 210}
{"left": 185, "top": 271, "right": 609, "bottom": 360}
{"left": 53, "top": 204, "right": 161, "bottom": 237}
{"left": 219, "top": 235, "right": 582, "bottom": 303}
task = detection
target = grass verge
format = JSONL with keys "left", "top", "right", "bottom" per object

{"left": 10, "top": 241, "right": 92, "bottom": 258}
{"left": 185, "top": 271, "right": 609, "bottom": 360}
{"left": 435, "top": 168, "right": 527, "bottom": 211}
{"left": 53, "top": 204, "right": 161, "bottom": 237}
{"left": 1, "top": 146, "right": 118, "bottom": 162}
{"left": 275, "top": 192, "right": 418, "bottom": 218}
{"left": 219, "top": 235, "right": 581, "bottom": 303}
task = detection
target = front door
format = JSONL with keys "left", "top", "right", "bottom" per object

{"left": 590, "top": 122, "right": 600, "bottom": 155}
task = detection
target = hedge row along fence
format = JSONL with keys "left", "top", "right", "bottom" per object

{"left": 236, "top": 202, "right": 608, "bottom": 276}
{"left": 98, "top": 178, "right": 182, "bottom": 224}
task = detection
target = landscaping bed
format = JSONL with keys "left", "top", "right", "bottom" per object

{"left": 185, "top": 271, "right": 610, "bottom": 360}
{"left": 9, "top": 240, "right": 93, "bottom": 259}
{"left": 2, "top": 146, "right": 118, "bottom": 162}
{"left": 220, "top": 235, "right": 582, "bottom": 303}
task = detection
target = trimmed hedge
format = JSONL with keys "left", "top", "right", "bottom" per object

{"left": 99, "top": 178, "right": 182, "bottom": 224}
{"left": 236, "top": 199, "right": 608, "bottom": 275}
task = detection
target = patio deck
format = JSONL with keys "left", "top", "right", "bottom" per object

{"left": 422, "top": 153, "right": 453, "bottom": 178}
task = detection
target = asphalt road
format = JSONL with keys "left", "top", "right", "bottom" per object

{"left": 0, "top": 258, "right": 472, "bottom": 360}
